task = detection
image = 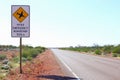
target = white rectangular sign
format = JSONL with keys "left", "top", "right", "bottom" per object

{"left": 11, "top": 5, "right": 30, "bottom": 37}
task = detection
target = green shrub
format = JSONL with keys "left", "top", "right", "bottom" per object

{"left": 112, "top": 53, "right": 118, "bottom": 57}
{"left": 27, "top": 56, "right": 32, "bottom": 61}
{"left": 22, "top": 57, "right": 27, "bottom": 62}
{"left": 22, "top": 49, "right": 38, "bottom": 58}
{"left": 103, "top": 45, "right": 113, "bottom": 54}
{"left": 2, "top": 60, "right": 9, "bottom": 64}
{"left": 1, "top": 65, "right": 10, "bottom": 70}
{"left": 13, "top": 56, "right": 19, "bottom": 63}
{"left": 30, "top": 49, "right": 39, "bottom": 58}
{"left": 35, "top": 46, "right": 46, "bottom": 52}
{"left": 94, "top": 50, "right": 102, "bottom": 55}
{"left": 13, "top": 56, "right": 27, "bottom": 63}
{"left": 8, "top": 62, "right": 13, "bottom": 68}
{"left": 0, "top": 54, "right": 6, "bottom": 60}
{"left": 12, "top": 45, "right": 46, "bottom": 62}
{"left": 22, "top": 46, "right": 46, "bottom": 60}
{"left": 112, "top": 46, "right": 120, "bottom": 54}
{"left": 22, "top": 50, "right": 29, "bottom": 58}
{"left": 118, "top": 54, "right": 120, "bottom": 57}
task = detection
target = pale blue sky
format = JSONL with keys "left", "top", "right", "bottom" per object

{"left": 0, "top": 0, "right": 120, "bottom": 47}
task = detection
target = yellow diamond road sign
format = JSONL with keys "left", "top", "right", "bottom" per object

{"left": 13, "top": 7, "right": 28, "bottom": 23}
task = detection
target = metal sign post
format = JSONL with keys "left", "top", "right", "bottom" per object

{"left": 20, "top": 37, "right": 22, "bottom": 73}
{"left": 11, "top": 5, "right": 30, "bottom": 74}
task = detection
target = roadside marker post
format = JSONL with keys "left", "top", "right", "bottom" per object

{"left": 11, "top": 5, "right": 30, "bottom": 74}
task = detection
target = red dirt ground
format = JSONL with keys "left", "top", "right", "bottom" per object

{"left": 4, "top": 50, "right": 65, "bottom": 80}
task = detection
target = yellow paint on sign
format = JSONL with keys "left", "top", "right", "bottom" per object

{"left": 13, "top": 7, "right": 28, "bottom": 23}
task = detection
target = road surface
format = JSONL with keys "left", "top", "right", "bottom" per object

{"left": 51, "top": 49, "right": 120, "bottom": 80}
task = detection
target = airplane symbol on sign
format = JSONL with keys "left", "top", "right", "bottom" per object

{"left": 17, "top": 11, "right": 24, "bottom": 18}
{"left": 13, "top": 7, "right": 28, "bottom": 22}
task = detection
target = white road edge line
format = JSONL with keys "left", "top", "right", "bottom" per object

{"left": 60, "top": 59, "right": 80, "bottom": 80}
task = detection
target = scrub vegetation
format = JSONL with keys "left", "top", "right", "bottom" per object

{"left": 62, "top": 44, "right": 120, "bottom": 57}
{"left": 0, "top": 45, "right": 46, "bottom": 79}
{"left": 22, "top": 45, "right": 46, "bottom": 61}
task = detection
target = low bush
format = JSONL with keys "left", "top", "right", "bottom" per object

{"left": 94, "top": 50, "right": 102, "bottom": 55}
{"left": 22, "top": 48, "right": 39, "bottom": 59}
{"left": 22, "top": 45, "right": 46, "bottom": 61}
{"left": 112, "top": 46, "right": 120, "bottom": 54}
{"left": 2, "top": 59, "right": 9, "bottom": 64}
{"left": 112, "top": 53, "right": 118, "bottom": 57}
{"left": 13, "top": 56, "right": 19, "bottom": 63}
{"left": 102, "top": 45, "right": 113, "bottom": 54}
{"left": 1, "top": 65, "right": 10, "bottom": 70}
{"left": 0, "top": 54, "right": 6, "bottom": 60}
{"left": 27, "top": 56, "right": 32, "bottom": 61}
{"left": 13, "top": 56, "right": 27, "bottom": 63}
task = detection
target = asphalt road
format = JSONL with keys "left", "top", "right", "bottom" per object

{"left": 51, "top": 49, "right": 120, "bottom": 80}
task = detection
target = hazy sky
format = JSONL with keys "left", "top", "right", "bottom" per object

{"left": 0, "top": 0, "right": 120, "bottom": 47}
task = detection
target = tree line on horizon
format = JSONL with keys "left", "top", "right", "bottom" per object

{"left": 62, "top": 44, "right": 120, "bottom": 57}
{"left": 0, "top": 45, "right": 17, "bottom": 51}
